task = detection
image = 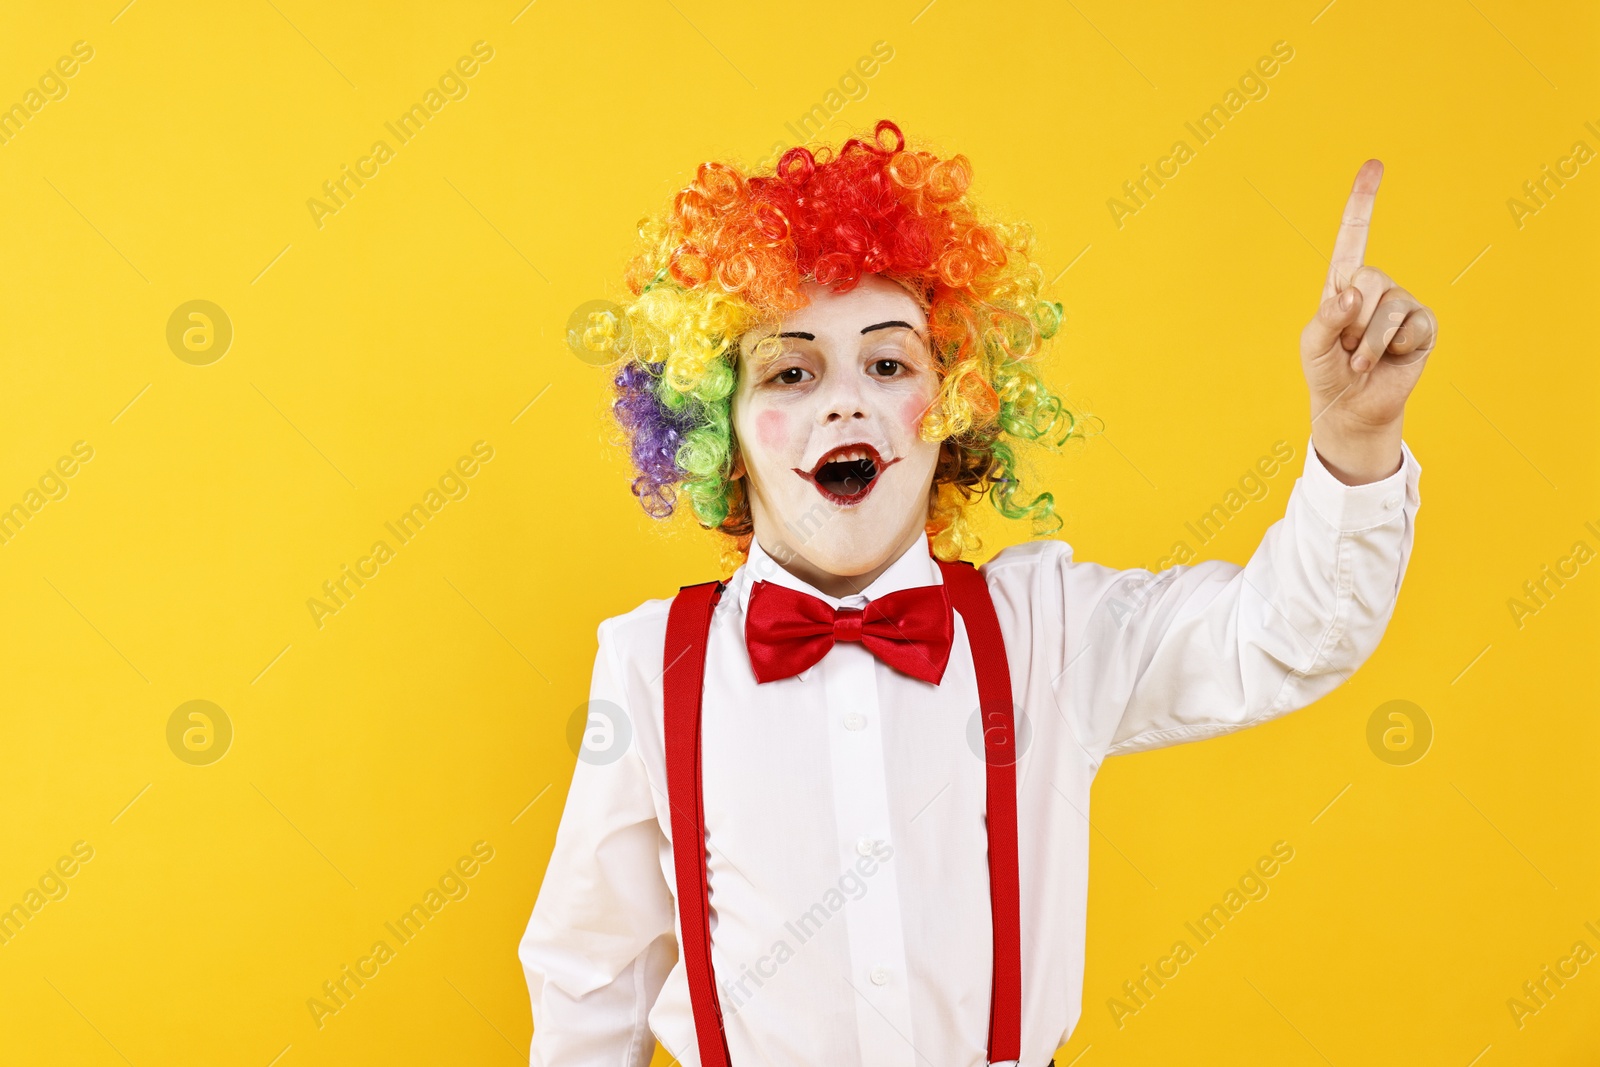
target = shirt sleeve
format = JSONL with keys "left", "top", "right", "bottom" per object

{"left": 1048, "top": 432, "right": 1422, "bottom": 760}
{"left": 518, "top": 618, "right": 678, "bottom": 1066}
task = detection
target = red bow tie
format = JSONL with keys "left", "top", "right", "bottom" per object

{"left": 744, "top": 579, "right": 954, "bottom": 685}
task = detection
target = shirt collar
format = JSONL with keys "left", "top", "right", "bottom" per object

{"left": 733, "top": 530, "right": 943, "bottom": 617}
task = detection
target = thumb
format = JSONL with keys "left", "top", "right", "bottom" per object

{"left": 1301, "top": 286, "right": 1362, "bottom": 359}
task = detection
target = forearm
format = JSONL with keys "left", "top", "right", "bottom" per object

{"left": 522, "top": 907, "right": 671, "bottom": 1066}
{"left": 1089, "top": 432, "right": 1421, "bottom": 756}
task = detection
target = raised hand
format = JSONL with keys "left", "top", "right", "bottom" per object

{"left": 1300, "top": 160, "right": 1435, "bottom": 482}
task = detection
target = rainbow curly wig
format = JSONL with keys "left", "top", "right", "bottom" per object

{"left": 583, "top": 119, "right": 1089, "bottom": 569}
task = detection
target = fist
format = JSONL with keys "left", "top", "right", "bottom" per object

{"left": 1300, "top": 161, "right": 1437, "bottom": 431}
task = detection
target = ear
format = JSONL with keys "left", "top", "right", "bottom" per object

{"left": 729, "top": 445, "right": 746, "bottom": 481}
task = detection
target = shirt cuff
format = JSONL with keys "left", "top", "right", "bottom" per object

{"left": 1297, "top": 432, "right": 1421, "bottom": 533}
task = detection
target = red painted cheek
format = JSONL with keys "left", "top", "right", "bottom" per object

{"left": 900, "top": 394, "right": 934, "bottom": 435}
{"left": 755, "top": 408, "right": 788, "bottom": 450}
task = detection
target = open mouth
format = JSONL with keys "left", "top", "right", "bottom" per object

{"left": 794, "top": 443, "right": 898, "bottom": 506}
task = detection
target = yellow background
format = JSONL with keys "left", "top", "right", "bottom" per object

{"left": 1, "top": 1, "right": 1594, "bottom": 1064}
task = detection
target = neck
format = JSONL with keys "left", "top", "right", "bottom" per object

{"left": 755, "top": 522, "right": 926, "bottom": 598}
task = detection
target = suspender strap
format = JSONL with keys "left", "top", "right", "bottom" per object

{"left": 664, "top": 562, "right": 1022, "bottom": 1066}
{"left": 664, "top": 579, "right": 732, "bottom": 1067}
{"left": 937, "top": 558, "right": 1023, "bottom": 1064}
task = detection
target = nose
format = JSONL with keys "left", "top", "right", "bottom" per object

{"left": 817, "top": 365, "right": 868, "bottom": 424}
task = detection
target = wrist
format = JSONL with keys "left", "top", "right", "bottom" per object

{"left": 1310, "top": 414, "right": 1404, "bottom": 485}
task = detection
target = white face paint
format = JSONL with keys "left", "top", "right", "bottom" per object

{"left": 730, "top": 275, "right": 943, "bottom": 595}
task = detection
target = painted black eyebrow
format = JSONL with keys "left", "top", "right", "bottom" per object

{"left": 761, "top": 321, "right": 921, "bottom": 345}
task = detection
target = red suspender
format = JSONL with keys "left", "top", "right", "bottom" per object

{"left": 663, "top": 578, "right": 732, "bottom": 1067}
{"left": 937, "top": 558, "right": 1023, "bottom": 1064}
{"left": 663, "top": 561, "right": 1022, "bottom": 1066}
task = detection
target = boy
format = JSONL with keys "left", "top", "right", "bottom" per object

{"left": 521, "top": 120, "right": 1430, "bottom": 1066}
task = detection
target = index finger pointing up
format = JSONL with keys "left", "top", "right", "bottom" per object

{"left": 1322, "top": 159, "right": 1384, "bottom": 302}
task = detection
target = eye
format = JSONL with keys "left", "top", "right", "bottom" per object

{"left": 770, "top": 366, "right": 812, "bottom": 385}
{"left": 871, "top": 358, "right": 903, "bottom": 377}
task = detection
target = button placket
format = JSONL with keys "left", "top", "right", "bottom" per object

{"left": 822, "top": 639, "right": 914, "bottom": 1067}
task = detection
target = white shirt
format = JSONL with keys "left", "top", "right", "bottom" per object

{"left": 520, "top": 433, "right": 1422, "bottom": 1067}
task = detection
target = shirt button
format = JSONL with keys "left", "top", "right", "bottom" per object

{"left": 856, "top": 837, "right": 878, "bottom": 856}
{"left": 870, "top": 967, "right": 890, "bottom": 986}
{"left": 844, "top": 713, "right": 867, "bottom": 731}
{"left": 1382, "top": 493, "right": 1400, "bottom": 510}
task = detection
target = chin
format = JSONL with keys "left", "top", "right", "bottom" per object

{"left": 781, "top": 486, "right": 927, "bottom": 578}
{"left": 793, "top": 537, "right": 900, "bottom": 580}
